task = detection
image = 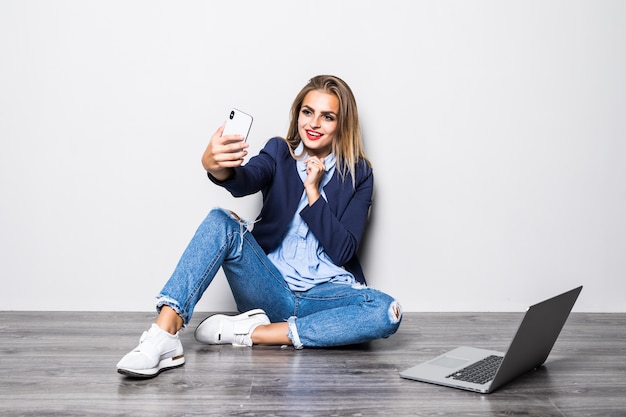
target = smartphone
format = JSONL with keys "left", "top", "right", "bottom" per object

{"left": 222, "top": 108, "right": 253, "bottom": 141}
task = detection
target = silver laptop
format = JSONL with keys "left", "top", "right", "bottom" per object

{"left": 400, "top": 286, "right": 582, "bottom": 393}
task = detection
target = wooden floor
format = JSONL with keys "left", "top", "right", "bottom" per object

{"left": 0, "top": 311, "right": 624, "bottom": 417}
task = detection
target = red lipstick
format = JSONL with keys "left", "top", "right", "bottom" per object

{"left": 306, "top": 130, "right": 323, "bottom": 141}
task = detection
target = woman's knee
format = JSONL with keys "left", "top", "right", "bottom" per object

{"left": 366, "top": 290, "right": 402, "bottom": 336}
{"left": 201, "top": 208, "right": 246, "bottom": 231}
{"left": 205, "top": 207, "right": 232, "bottom": 222}
{"left": 389, "top": 299, "right": 402, "bottom": 324}
{"left": 382, "top": 298, "right": 402, "bottom": 337}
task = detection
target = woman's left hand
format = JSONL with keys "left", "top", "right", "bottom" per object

{"left": 303, "top": 157, "right": 325, "bottom": 205}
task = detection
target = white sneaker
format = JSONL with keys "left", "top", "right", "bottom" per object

{"left": 194, "top": 309, "right": 270, "bottom": 347}
{"left": 117, "top": 323, "right": 185, "bottom": 378}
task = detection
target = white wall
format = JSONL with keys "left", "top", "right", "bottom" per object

{"left": 1, "top": 0, "right": 624, "bottom": 313}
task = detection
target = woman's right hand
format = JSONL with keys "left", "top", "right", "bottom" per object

{"left": 201, "top": 123, "right": 249, "bottom": 181}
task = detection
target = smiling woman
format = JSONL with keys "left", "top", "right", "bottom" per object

{"left": 116, "top": 75, "right": 402, "bottom": 379}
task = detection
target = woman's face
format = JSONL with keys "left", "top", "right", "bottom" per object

{"left": 297, "top": 90, "right": 339, "bottom": 158}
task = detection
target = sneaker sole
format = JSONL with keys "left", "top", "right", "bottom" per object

{"left": 117, "top": 354, "right": 185, "bottom": 379}
{"left": 194, "top": 309, "right": 268, "bottom": 345}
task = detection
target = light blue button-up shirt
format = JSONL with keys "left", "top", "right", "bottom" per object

{"left": 267, "top": 145, "right": 355, "bottom": 291}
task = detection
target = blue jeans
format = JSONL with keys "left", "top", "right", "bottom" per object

{"left": 157, "top": 208, "right": 402, "bottom": 348}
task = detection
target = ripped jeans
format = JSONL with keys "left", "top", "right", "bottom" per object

{"left": 157, "top": 208, "right": 402, "bottom": 348}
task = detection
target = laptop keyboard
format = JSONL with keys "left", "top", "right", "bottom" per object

{"left": 446, "top": 355, "right": 504, "bottom": 385}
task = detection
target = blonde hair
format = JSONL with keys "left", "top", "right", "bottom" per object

{"left": 285, "top": 75, "right": 371, "bottom": 186}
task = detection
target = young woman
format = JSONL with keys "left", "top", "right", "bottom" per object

{"left": 117, "top": 75, "right": 402, "bottom": 378}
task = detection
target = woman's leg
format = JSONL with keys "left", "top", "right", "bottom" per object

{"left": 155, "top": 306, "right": 183, "bottom": 335}
{"left": 251, "top": 322, "right": 291, "bottom": 345}
{"left": 118, "top": 208, "right": 293, "bottom": 377}
{"left": 285, "top": 282, "right": 402, "bottom": 348}
{"left": 194, "top": 210, "right": 298, "bottom": 345}
{"left": 156, "top": 208, "right": 295, "bottom": 329}
{"left": 220, "top": 282, "right": 402, "bottom": 348}
{"left": 219, "top": 219, "right": 296, "bottom": 324}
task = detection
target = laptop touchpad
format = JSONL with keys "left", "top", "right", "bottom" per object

{"left": 430, "top": 356, "right": 470, "bottom": 368}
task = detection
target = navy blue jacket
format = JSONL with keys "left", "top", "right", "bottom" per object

{"left": 209, "top": 137, "right": 373, "bottom": 284}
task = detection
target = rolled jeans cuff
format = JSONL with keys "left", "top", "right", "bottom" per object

{"left": 287, "top": 316, "right": 303, "bottom": 350}
{"left": 155, "top": 296, "right": 187, "bottom": 327}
